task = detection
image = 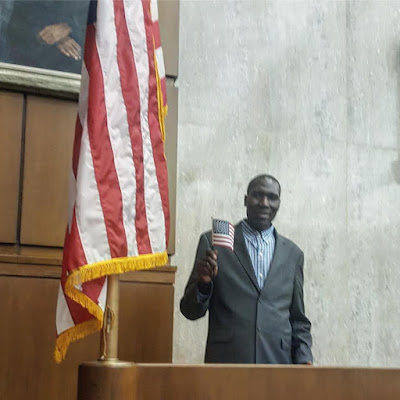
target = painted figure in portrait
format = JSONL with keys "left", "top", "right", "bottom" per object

{"left": 0, "top": 0, "right": 89, "bottom": 74}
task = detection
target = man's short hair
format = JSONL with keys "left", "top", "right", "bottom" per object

{"left": 247, "top": 174, "right": 281, "bottom": 195}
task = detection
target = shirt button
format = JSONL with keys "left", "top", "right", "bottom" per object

{"left": 259, "top": 252, "right": 263, "bottom": 258}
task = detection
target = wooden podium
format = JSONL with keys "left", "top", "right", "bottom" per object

{"left": 77, "top": 363, "right": 400, "bottom": 400}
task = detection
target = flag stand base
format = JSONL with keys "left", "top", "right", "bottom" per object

{"left": 77, "top": 360, "right": 137, "bottom": 400}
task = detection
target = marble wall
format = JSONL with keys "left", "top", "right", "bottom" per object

{"left": 171, "top": 0, "right": 400, "bottom": 366}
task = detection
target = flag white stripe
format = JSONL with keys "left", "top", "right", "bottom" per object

{"left": 66, "top": 63, "right": 90, "bottom": 235}
{"left": 213, "top": 243, "right": 234, "bottom": 248}
{"left": 97, "top": 277, "right": 108, "bottom": 311}
{"left": 78, "top": 63, "right": 89, "bottom": 124}
{"left": 213, "top": 239, "right": 233, "bottom": 246}
{"left": 213, "top": 234, "right": 234, "bottom": 241}
{"left": 123, "top": 0, "right": 166, "bottom": 253}
{"left": 213, "top": 238, "right": 234, "bottom": 245}
{"left": 96, "top": 2, "right": 138, "bottom": 257}
{"left": 155, "top": 47, "right": 165, "bottom": 78}
{"left": 68, "top": 169, "right": 76, "bottom": 233}
{"left": 75, "top": 117, "right": 111, "bottom": 265}
{"left": 150, "top": 0, "right": 159, "bottom": 21}
{"left": 213, "top": 234, "right": 234, "bottom": 240}
{"left": 213, "top": 232, "right": 235, "bottom": 238}
{"left": 56, "top": 284, "right": 75, "bottom": 335}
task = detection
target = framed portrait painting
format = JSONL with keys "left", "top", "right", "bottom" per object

{"left": 0, "top": 0, "right": 90, "bottom": 97}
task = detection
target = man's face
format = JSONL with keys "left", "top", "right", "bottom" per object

{"left": 244, "top": 177, "right": 281, "bottom": 232}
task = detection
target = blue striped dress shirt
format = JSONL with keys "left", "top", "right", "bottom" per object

{"left": 241, "top": 219, "right": 275, "bottom": 288}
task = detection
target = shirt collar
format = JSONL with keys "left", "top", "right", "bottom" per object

{"left": 241, "top": 219, "right": 275, "bottom": 242}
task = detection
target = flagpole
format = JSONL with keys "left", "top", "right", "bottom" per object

{"left": 78, "top": 273, "right": 138, "bottom": 400}
{"left": 100, "top": 274, "right": 120, "bottom": 361}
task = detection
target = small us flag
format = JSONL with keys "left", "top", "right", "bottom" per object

{"left": 212, "top": 219, "right": 235, "bottom": 251}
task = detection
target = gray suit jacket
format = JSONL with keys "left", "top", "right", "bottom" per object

{"left": 180, "top": 221, "right": 312, "bottom": 364}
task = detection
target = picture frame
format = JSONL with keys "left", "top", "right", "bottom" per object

{"left": 0, "top": 62, "right": 81, "bottom": 99}
{"left": 0, "top": 0, "right": 89, "bottom": 98}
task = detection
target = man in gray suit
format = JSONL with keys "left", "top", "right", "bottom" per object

{"left": 180, "top": 174, "right": 313, "bottom": 364}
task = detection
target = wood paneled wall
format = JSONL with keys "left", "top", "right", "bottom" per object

{"left": 21, "top": 96, "right": 76, "bottom": 246}
{"left": 0, "top": 92, "right": 23, "bottom": 243}
{"left": 0, "top": 261, "right": 176, "bottom": 400}
{"left": 0, "top": 80, "right": 178, "bottom": 251}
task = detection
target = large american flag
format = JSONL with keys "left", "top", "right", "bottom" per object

{"left": 212, "top": 219, "right": 235, "bottom": 251}
{"left": 55, "top": 0, "right": 169, "bottom": 363}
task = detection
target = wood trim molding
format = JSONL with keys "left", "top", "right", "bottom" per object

{"left": 0, "top": 245, "right": 63, "bottom": 265}
{"left": 0, "top": 245, "right": 176, "bottom": 284}
{"left": 0, "top": 262, "right": 176, "bottom": 284}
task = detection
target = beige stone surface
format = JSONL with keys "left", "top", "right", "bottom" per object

{"left": 172, "top": 1, "right": 400, "bottom": 367}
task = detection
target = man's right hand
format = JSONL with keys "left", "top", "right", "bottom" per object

{"left": 57, "top": 37, "right": 81, "bottom": 60}
{"left": 195, "top": 249, "right": 218, "bottom": 284}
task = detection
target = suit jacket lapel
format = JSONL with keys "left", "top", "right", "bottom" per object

{"left": 261, "top": 230, "right": 286, "bottom": 290}
{"left": 234, "top": 222, "right": 260, "bottom": 292}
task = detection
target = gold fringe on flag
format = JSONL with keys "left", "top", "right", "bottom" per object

{"left": 54, "top": 251, "right": 168, "bottom": 363}
{"left": 153, "top": 40, "right": 168, "bottom": 144}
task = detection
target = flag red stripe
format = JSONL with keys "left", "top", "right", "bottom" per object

{"left": 142, "top": 0, "right": 170, "bottom": 247}
{"left": 213, "top": 243, "right": 234, "bottom": 250}
{"left": 217, "top": 239, "right": 234, "bottom": 243}
{"left": 153, "top": 20, "right": 161, "bottom": 48}
{"left": 84, "top": 25, "right": 128, "bottom": 259}
{"left": 62, "top": 214, "right": 87, "bottom": 275}
{"left": 62, "top": 211, "right": 95, "bottom": 324}
{"left": 213, "top": 238, "right": 234, "bottom": 245}
{"left": 82, "top": 276, "right": 106, "bottom": 307}
{"left": 213, "top": 239, "right": 234, "bottom": 244}
{"left": 113, "top": 0, "right": 152, "bottom": 255}
{"left": 213, "top": 233, "right": 234, "bottom": 239}
{"left": 213, "top": 232, "right": 235, "bottom": 238}
{"left": 72, "top": 116, "right": 83, "bottom": 178}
